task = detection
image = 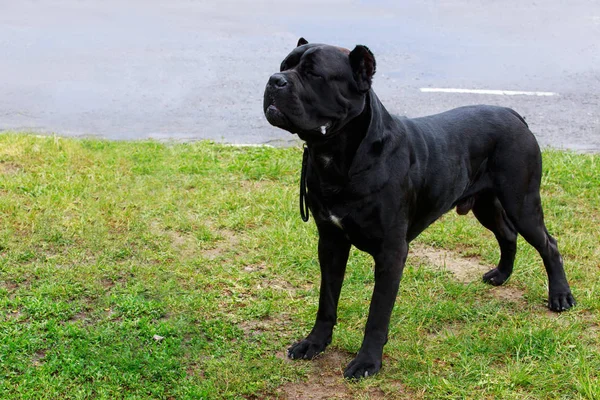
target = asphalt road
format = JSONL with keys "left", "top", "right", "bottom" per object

{"left": 1, "top": 0, "right": 599, "bottom": 151}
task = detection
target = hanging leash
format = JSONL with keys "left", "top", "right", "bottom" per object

{"left": 299, "top": 145, "right": 310, "bottom": 222}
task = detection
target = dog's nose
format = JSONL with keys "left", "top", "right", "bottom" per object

{"left": 268, "top": 73, "right": 288, "bottom": 88}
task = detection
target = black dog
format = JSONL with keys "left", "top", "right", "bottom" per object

{"left": 263, "top": 38, "right": 575, "bottom": 379}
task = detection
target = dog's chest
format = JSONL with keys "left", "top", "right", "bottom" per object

{"left": 308, "top": 150, "right": 397, "bottom": 249}
{"left": 315, "top": 193, "right": 389, "bottom": 250}
{"left": 328, "top": 206, "right": 388, "bottom": 253}
{"left": 328, "top": 213, "right": 344, "bottom": 229}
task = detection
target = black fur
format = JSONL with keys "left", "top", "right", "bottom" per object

{"left": 263, "top": 40, "right": 575, "bottom": 380}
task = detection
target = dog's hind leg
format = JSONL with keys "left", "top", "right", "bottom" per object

{"left": 499, "top": 190, "right": 575, "bottom": 311}
{"left": 490, "top": 139, "right": 575, "bottom": 311}
{"left": 471, "top": 191, "right": 518, "bottom": 286}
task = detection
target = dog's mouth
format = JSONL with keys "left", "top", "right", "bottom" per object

{"left": 264, "top": 103, "right": 291, "bottom": 129}
{"left": 264, "top": 93, "right": 335, "bottom": 138}
{"left": 266, "top": 105, "right": 334, "bottom": 139}
{"left": 265, "top": 104, "right": 282, "bottom": 118}
{"left": 263, "top": 85, "right": 294, "bottom": 130}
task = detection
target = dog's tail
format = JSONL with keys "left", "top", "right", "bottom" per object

{"left": 508, "top": 108, "right": 529, "bottom": 128}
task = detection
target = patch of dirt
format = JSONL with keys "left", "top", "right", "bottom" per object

{"left": 6, "top": 309, "right": 23, "bottom": 320}
{"left": 239, "top": 313, "right": 294, "bottom": 338}
{"left": 150, "top": 220, "right": 241, "bottom": 260}
{"left": 69, "top": 312, "right": 88, "bottom": 323}
{"left": 166, "top": 230, "right": 203, "bottom": 260}
{"left": 243, "top": 263, "right": 267, "bottom": 272}
{"left": 32, "top": 350, "right": 46, "bottom": 367}
{"left": 272, "top": 349, "right": 412, "bottom": 399}
{"left": 411, "top": 244, "right": 489, "bottom": 283}
{"left": 1, "top": 280, "right": 20, "bottom": 291}
{"left": 276, "top": 350, "right": 363, "bottom": 399}
{"left": 579, "top": 310, "right": 599, "bottom": 324}
{"left": 265, "top": 277, "right": 297, "bottom": 292}
{"left": 544, "top": 307, "right": 596, "bottom": 325}
{"left": 488, "top": 286, "right": 526, "bottom": 303}
{"left": 186, "top": 363, "right": 206, "bottom": 379}
{"left": 0, "top": 161, "right": 22, "bottom": 175}
{"left": 104, "top": 308, "right": 121, "bottom": 322}
{"left": 168, "top": 230, "right": 187, "bottom": 247}
{"left": 101, "top": 278, "right": 116, "bottom": 289}
{"left": 243, "top": 263, "right": 311, "bottom": 293}
{"left": 100, "top": 273, "right": 132, "bottom": 289}
{"left": 2, "top": 280, "right": 31, "bottom": 301}
{"left": 202, "top": 229, "right": 240, "bottom": 260}
{"left": 411, "top": 244, "right": 525, "bottom": 303}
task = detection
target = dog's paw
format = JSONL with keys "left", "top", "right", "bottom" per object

{"left": 343, "top": 354, "right": 381, "bottom": 380}
{"left": 287, "top": 339, "right": 327, "bottom": 360}
{"left": 482, "top": 267, "right": 511, "bottom": 286}
{"left": 548, "top": 292, "right": 576, "bottom": 312}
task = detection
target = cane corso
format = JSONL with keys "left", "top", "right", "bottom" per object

{"left": 262, "top": 38, "right": 575, "bottom": 379}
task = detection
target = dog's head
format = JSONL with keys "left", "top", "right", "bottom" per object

{"left": 263, "top": 38, "right": 376, "bottom": 141}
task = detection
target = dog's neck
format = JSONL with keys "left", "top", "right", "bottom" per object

{"left": 306, "top": 90, "right": 393, "bottom": 180}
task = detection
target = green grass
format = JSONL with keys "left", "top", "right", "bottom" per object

{"left": 0, "top": 133, "right": 598, "bottom": 399}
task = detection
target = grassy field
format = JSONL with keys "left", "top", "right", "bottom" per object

{"left": 0, "top": 133, "right": 599, "bottom": 399}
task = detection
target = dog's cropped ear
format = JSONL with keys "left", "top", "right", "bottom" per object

{"left": 297, "top": 37, "right": 309, "bottom": 47}
{"left": 349, "top": 45, "right": 376, "bottom": 93}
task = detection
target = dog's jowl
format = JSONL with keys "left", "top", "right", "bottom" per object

{"left": 263, "top": 38, "right": 575, "bottom": 379}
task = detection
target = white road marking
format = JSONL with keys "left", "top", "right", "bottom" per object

{"left": 223, "top": 143, "right": 274, "bottom": 147}
{"left": 419, "top": 88, "right": 558, "bottom": 96}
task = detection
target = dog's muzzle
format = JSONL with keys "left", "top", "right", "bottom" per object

{"left": 264, "top": 73, "right": 292, "bottom": 128}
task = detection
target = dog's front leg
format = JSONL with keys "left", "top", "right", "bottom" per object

{"left": 344, "top": 240, "right": 408, "bottom": 379}
{"left": 288, "top": 225, "right": 351, "bottom": 360}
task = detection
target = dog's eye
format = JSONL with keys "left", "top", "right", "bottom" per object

{"left": 306, "top": 70, "right": 322, "bottom": 79}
